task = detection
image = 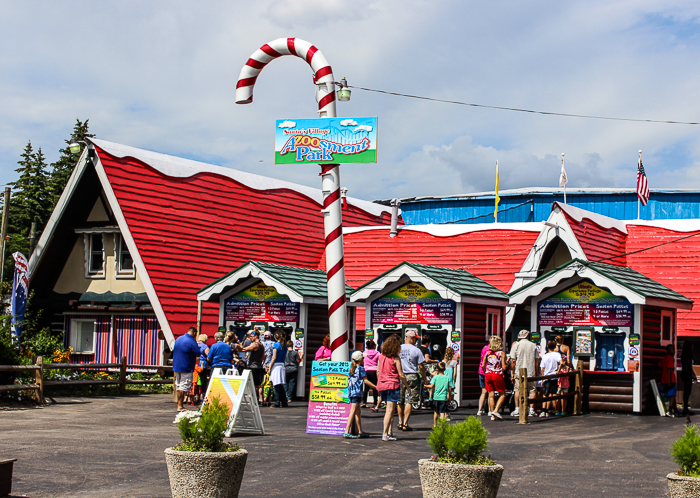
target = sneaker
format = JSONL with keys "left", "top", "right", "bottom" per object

{"left": 510, "top": 408, "right": 519, "bottom": 417}
{"left": 529, "top": 409, "right": 536, "bottom": 417}
{"left": 490, "top": 415, "right": 495, "bottom": 421}
{"left": 487, "top": 411, "right": 493, "bottom": 417}
{"left": 382, "top": 435, "right": 397, "bottom": 441}
{"left": 476, "top": 410, "right": 485, "bottom": 416}
{"left": 493, "top": 412, "right": 503, "bottom": 420}
{"left": 539, "top": 411, "right": 547, "bottom": 418}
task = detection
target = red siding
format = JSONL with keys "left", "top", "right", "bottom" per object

{"left": 330, "top": 228, "right": 539, "bottom": 293}
{"left": 96, "top": 148, "right": 391, "bottom": 339}
{"left": 563, "top": 212, "right": 627, "bottom": 265}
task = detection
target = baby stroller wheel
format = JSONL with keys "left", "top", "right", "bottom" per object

{"left": 447, "top": 399, "right": 458, "bottom": 412}
{"left": 411, "top": 401, "right": 421, "bottom": 410}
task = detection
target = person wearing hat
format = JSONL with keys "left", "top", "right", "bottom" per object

{"left": 262, "top": 331, "right": 275, "bottom": 369}
{"left": 237, "top": 330, "right": 265, "bottom": 405}
{"left": 397, "top": 330, "right": 428, "bottom": 431}
{"left": 344, "top": 350, "right": 377, "bottom": 438}
{"left": 510, "top": 330, "right": 539, "bottom": 418}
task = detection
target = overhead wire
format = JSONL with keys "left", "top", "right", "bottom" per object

{"left": 348, "top": 86, "right": 700, "bottom": 125}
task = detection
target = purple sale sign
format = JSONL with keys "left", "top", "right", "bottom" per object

{"left": 306, "top": 361, "right": 351, "bottom": 436}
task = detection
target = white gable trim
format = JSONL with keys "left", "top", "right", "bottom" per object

{"left": 350, "top": 264, "right": 462, "bottom": 303}
{"left": 555, "top": 202, "right": 628, "bottom": 234}
{"left": 197, "top": 262, "right": 306, "bottom": 303}
{"left": 28, "top": 148, "right": 92, "bottom": 277}
{"left": 91, "top": 151, "right": 177, "bottom": 347}
{"left": 510, "top": 264, "right": 646, "bottom": 306}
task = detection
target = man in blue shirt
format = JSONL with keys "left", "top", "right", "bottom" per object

{"left": 207, "top": 332, "right": 234, "bottom": 372}
{"left": 172, "top": 326, "right": 200, "bottom": 412}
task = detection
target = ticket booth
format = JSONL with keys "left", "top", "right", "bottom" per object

{"left": 197, "top": 261, "right": 355, "bottom": 399}
{"left": 509, "top": 259, "right": 693, "bottom": 413}
{"left": 349, "top": 262, "right": 510, "bottom": 407}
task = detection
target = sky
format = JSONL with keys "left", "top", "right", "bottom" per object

{"left": 1, "top": 1, "right": 700, "bottom": 201}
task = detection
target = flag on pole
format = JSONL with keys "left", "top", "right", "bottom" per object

{"left": 494, "top": 160, "right": 500, "bottom": 222}
{"left": 637, "top": 155, "right": 649, "bottom": 206}
{"left": 559, "top": 155, "right": 568, "bottom": 187}
{"left": 10, "top": 252, "right": 30, "bottom": 346}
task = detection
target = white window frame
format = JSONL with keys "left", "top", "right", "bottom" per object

{"left": 660, "top": 310, "right": 674, "bottom": 347}
{"left": 70, "top": 318, "right": 96, "bottom": 354}
{"left": 114, "top": 234, "right": 136, "bottom": 279}
{"left": 486, "top": 308, "right": 501, "bottom": 340}
{"left": 83, "top": 233, "right": 105, "bottom": 278}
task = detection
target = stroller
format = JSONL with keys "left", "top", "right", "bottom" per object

{"left": 410, "top": 364, "right": 458, "bottom": 412}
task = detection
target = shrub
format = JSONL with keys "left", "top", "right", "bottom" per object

{"left": 174, "top": 396, "right": 239, "bottom": 453}
{"left": 427, "top": 417, "right": 494, "bottom": 465}
{"left": 671, "top": 424, "right": 700, "bottom": 477}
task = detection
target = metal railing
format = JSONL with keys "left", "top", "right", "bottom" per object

{"left": 0, "top": 356, "right": 172, "bottom": 403}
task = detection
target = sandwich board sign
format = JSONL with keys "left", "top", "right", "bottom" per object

{"left": 202, "top": 368, "right": 264, "bottom": 436}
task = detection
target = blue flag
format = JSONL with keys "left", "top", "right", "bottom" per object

{"left": 10, "top": 252, "right": 29, "bottom": 345}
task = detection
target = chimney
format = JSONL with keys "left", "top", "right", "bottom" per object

{"left": 390, "top": 198, "right": 401, "bottom": 237}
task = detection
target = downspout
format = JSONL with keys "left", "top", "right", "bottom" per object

{"left": 390, "top": 198, "right": 401, "bottom": 238}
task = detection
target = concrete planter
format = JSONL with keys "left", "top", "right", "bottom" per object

{"left": 418, "top": 459, "right": 503, "bottom": 498}
{"left": 165, "top": 447, "right": 248, "bottom": 498}
{"left": 667, "top": 472, "right": 700, "bottom": 498}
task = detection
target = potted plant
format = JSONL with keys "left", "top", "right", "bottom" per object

{"left": 668, "top": 423, "right": 700, "bottom": 497}
{"left": 165, "top": 396, "right": 248, "bottom": 498}
{"left": 418, "top": 417, "right": 503, "bottom": 498}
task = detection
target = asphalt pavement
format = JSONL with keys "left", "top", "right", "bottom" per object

{"left": 0, "top": 394, "right": 690, "bottom": 497}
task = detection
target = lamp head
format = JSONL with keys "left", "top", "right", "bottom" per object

{"left": 68, "top": 142, "right": 82, "bottom": 155}
{"left": 337, "top": 77, "right": 351, "bottom": 102}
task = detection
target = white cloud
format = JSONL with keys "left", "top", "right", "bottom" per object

{"left": 278, "top": 120, "right": 296, "bottom": 129}
{"left": 354, "top": 124, "right": 373, "bottom": 133}
{"left": 340, "top": 119, "right": 358, "bottom": 127}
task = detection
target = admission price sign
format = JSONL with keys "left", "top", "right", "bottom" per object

{"left": 275, "top": 117, "right": 377, "bottom": 164}
{"left": 538, "top": 282, "right": 632, "bottom": 327}
{"left": 306, "top": 361, "right": 351, "bottom": 435}
{"left": 224, "top": 282, "right": 299, "bottom": 322}
{"left": 371, "top": 282, "right": 455, "bottom": 325}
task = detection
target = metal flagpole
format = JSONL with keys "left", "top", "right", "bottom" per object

{"left": 494, "top": 160, "right": 500, "bottom": 223}
{"left": 562, "top": 153, "right": 567, "bottom": 204}
{"left": 638, "top": 150, "right": 642, "bottom": 220}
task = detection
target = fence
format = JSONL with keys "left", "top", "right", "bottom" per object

{"left": 0, "top": 356, "right": 173, "bottom": 404}
{"left": 517, "top": 361, "right": 584, "bottom": 424}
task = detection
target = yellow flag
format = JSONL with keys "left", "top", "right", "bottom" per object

{"left": 494, "top": 160, "right": 500, "bottom": 222}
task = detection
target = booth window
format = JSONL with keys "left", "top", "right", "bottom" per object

{"left": 486, "top": 309, "right": 501, "bottom": 339}
{"left": 115, "top": 235, "right": 135, "bottom": 277}
{"left": 86, "top": 233, "right": 105, "bottom": 277}
{"left": 70, "top": 319, "right": 95, "bottom": 353}
{"left": 661, "top": 310, "right": 674, "bottom": 346}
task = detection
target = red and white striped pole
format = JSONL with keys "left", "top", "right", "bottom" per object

{"left": 236, "top": 38, "right": 349, "bottom": 361}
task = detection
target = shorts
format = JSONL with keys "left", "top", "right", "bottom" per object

{"left": 350, "top": 396, "right": 362, "bottom": 404}
{"left": 485, "top": 372, "right": 505, "bottom": 392}
{"left": 513, "top": 377, "right": 536, "bottom": 395}
{"left": 433, "top": 400, "right": 448, "bottom": 414}
{"left": 400, "top": 373, "right": 421, "bottom": 404}
{"left": 380, "top": 388, "right": 400, "bottom": 403}
{"left": 175, "top": 371, "right": 193, "bottom": 392}
{"left": 248, "top": 367, "right": 264, "bottom": 386}
{"left": 478, "top": 374, "right": 486, "bottom": 389}
{"left": 543, "top": 379, "right": 558, "bottom": 396}
{"left": 557, "top": 387, "right": 569, "bottom": 395}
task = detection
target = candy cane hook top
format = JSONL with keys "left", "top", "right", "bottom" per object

{"left": 236, "top": 37, "right": 337, "bottom": 117}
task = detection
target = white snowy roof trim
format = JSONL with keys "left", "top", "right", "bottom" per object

{"left": 89, "top": 139, "right": 391, "bottom": 217}
{"left": 344, "top": 222, "right": 543, "bottom": 237}
{"left": 554, "top": 202, "right": 628, "bottom": 234}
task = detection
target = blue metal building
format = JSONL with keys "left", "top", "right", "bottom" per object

{"left": 376, "top": 188, "right": 700, "bottom": 225}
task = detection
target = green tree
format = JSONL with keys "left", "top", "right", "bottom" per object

{"left": 48, "top": 119, "right": 94, "bottom": 207}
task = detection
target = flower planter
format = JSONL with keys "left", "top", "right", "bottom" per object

{"left": 667, "top": 472, "right": 700, "bottom": 498}
{"left": 418, "top": 459, "right": 503, "bottom": 498}
{"left": 165, "top": 448, "right": 248, "bottom": 498}
{"left": 0, "top": 459, "right": 17, "bottom": 497}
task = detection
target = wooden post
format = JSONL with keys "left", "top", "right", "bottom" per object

{"left": 196, "top": 300, "right": 203, "bottom": 335}
{"left": 518, "top": 368, "right": 528, "bottom": 425}
{"left": 119, "top": 356, "right": 127, "bottom": 395}
{"left": 35, "top": 356, "right": 44, "bottom": 404}
{"left": 173, "top": 377, "right": 178, "bottom": 403}
{"left": 574, "top": 360, "right": 583, "bottom": 415}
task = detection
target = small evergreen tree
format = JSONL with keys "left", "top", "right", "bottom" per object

{"left": 48, "top": 119, "right": 94, "bottom": 207}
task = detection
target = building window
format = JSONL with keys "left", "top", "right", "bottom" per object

{"left": 486, "top": 309, "right": 501, "bottom": 340}
{"left": 70, "top": 319, "right": 95, "bottom": 353}
{"left": 88, "top": 234, "right": 104, "bottom": 275}
{"left": 115, "top": 235, "right": 135, "bottom": 277}
{"left": 661, "top": 310, "right": 674, "bottom": 346}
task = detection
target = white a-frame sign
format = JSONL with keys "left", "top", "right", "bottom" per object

{"left": 202, "top": 368, "right": 265, "bottom": 436}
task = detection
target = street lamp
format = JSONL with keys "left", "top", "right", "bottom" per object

{"left": 68, "top": 140, "right": 87, "bottom": 155}
{"left": 337, "top": 77, "right": 351, "bottom": 102}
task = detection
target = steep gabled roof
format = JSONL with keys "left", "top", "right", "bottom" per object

{"left": 198, "top": 260, "right": 353, "bottom": 302}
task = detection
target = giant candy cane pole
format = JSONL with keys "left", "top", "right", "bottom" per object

{"left": 236, "top": 38, "right": 349, "bottom": 361}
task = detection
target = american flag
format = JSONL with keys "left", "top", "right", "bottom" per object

{"left": 637, "top": 158, "right": 649, "bottom": 206}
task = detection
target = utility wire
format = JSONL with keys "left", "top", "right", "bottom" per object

{"left": 348, "top": 86, "right": 700, "bottom": 125}
{"left": 443, "top": 199, "right": 533, "bottom": 224}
